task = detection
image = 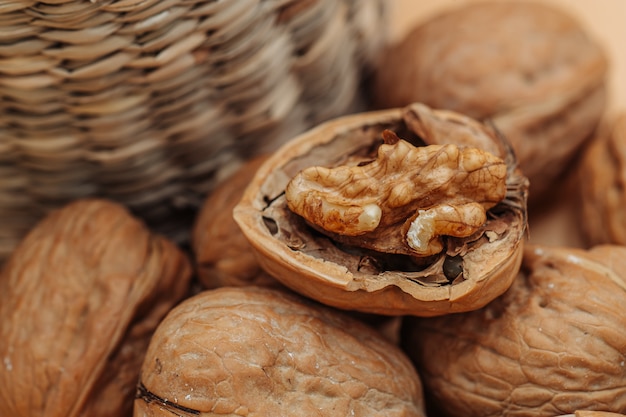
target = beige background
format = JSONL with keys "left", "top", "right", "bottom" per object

{"left": 385, "top": 0, "right": 626, "bottom": 247}
{"left": 387, "top": 0, "right": 626, "bottom": 116}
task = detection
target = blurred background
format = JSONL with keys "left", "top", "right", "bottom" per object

{"left": 388, "top": 0, "right": 626, "bottom": 115}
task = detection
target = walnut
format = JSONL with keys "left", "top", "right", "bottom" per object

{"left": 134, "top": 286, "right": 426, "bottom": 416}
{"left": 578, "top": 114, "right": 626, "bottom": 246}
{"left": 373, "top": 1, "right": 608, "bottom": 200}
{"left": 193, "top": 155, "right": 279, "bottom": 289}
{"left": 527, "top": 163, "right": 586, "bottom": 249}
{"left": 402, "top": 244, "right": 626, "bottom": 417}
{"left": 234, "top": 102, "right": 528, "bottom": 316}
{"left": 0, "top": 199, "right": 192, "bottom": 417}
{"left": 285, "top": 129, "right": 507, "bottom": 257}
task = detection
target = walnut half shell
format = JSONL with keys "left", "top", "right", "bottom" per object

{"left": 234, "top": 103, "right": 528, "bottom": 316}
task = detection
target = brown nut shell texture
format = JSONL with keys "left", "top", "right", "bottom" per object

{"left": 373, "top": 1, "right": 607, "bottom": 198}
{"left": 134, "top": 286, "right": 426, "bottom": 417}
{"left": 579, "top": 114, "right": 626, "bottom": 246}
{"left": 234, "top": 102, "right": 528, "bottom": 316}
{"left": 402, "top": 244, "right": 626, "bottom": 417}
{"left": 193, "top": 154, "right": 279, "bottom": 289}
{"left": 0, "top": 199, "right": 192, "bottom": 417}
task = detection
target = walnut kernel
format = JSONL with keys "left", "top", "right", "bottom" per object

{"left": 285, "top": 129, "right": 507, "bottom": 257}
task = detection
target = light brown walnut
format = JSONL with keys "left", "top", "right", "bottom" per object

{"left": 0, "top": 199, "right": 192, "bottom": 417}
{"left": 193, "top": 155, "right": 278, "bottom": 289}
{"left": 234, "top": 102, "right": 528, "bottom": 316}
{"left": 402, "top": 244, "right": 626, "bottom": 417}
{"left": 578, "top": 114, "right": 626, "bottom": 246}
{"left": 526, "top": 161, "right": 586, "bottom": 249}
{"left": 133, "top": 286, "right": 426, "bottom": 417}
{"left": 373, "top": 1, "right": 608, "bottom": 201}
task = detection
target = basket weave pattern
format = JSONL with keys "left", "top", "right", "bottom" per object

{"left": 0, "top": 0, "right": 386, "bottom": 260}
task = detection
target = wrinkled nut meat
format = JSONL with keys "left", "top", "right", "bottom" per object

{"left": 373, "top": 1, "right": 608, "bottom": 199}
{"left": 285, "top": 129, "right": 507, "bottom": 257}
{"left": 193, "top": 154, "right": 279, "bottom": 289}
{"left": 402, "top": 244, "right": 626, "bottom": 417}
{"left": 0, "top": 199, "right": 192, "bottom": 417}
{"left": 134, "top": 286, "right": 427, "bottom": 417}
{"left": 234, "top": 103, "right": 528, "bottom": 316}
{"left": 578, "top": 114, "right": 626, "bottom": 246}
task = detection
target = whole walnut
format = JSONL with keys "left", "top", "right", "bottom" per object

{"left": 192, "top": 154, "right": 278, "bottom": 289}
{"left": 527, "top": 158, "right": 586, "bottom": 248}
{"left": 402, "top": 244, "right": 626, "bottom": 417}
{"left": 373, "top": 1, "right": 608, "bottom": 200}
{"left": 134, "top": 286, "right": 426, "bottom": 416}
{"left": 0, "top": 199, "right": 192, "bottom": 417}
{"left": 578, "top": 114, "right": 626, "bottom": 246}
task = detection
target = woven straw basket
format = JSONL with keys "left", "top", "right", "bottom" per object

{"left": 0, "top": 0, "right": 386, "bottom": 262}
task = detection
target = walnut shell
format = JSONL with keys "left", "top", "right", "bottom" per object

{"left": 527, "top": 159, "right": 586, "bottom": 248}
{"left": 134, "top": 286, "right": 426, "bottom": 417}
{"left": 192, "top": 154, "right": 278, "bottom": 289}
{"left": 373, "top": 1, "right": 608, "bottom": 200}
{"left": 579, "top": 114, "right": 626, "bottom": 246}
{"left": 0, "top": 199, "right": 192, "bottom": 417}
{"left": 402, "top": 244, "right": 626, "bottom": 417}
{"left": 233, "top": 102, "right": 528, "bottom": 316}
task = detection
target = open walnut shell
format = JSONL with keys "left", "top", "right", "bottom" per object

{"left": 402, "top": 244, "right": 626, "bottom": 417}
{"left": 234, "top": 103, "right": 528, "bottom": 316}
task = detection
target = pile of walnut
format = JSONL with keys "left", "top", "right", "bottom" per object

{"left": 1, "top": 2, "right": 626, "bottom": 417}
